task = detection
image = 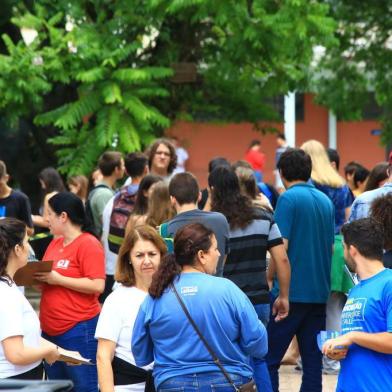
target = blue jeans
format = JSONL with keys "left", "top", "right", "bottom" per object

{"left": 266, "top": 302, "right": 326, "bottom": 392}
{"left": 158, "top": 372, "right": 252, "bottom": 392}
{"left": 252, "top": 303, "right": 272, "bottom": 392}
{"left": 42, "top": 315, "right": 99, "bottom": 392}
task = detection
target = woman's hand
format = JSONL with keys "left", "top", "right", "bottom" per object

{"left": 44, "top": 346, "right": 60, "bottom": 365}
{"left": 34, "top": 271, "right": 62, "bottom": 285}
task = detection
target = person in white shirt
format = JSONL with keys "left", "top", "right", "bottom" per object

{"left": 0, "top": 218, "right": 59, "bottom": 380}
{"left": 172, "top": 137, "right": 189, "bottom": 174}
{"left": 95, "top": 225, "right": 167, "bottom": 391}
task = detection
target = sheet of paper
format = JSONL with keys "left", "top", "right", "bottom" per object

{"left": 57, "top": 347, "right": 93, "bottom": 366}
{"left": 13, "top": 260, "right": 53, "bottom": 286}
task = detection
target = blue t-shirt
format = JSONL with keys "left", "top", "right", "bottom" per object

{"left": 349, "top": 182, "right": 392, "bottom": 222}
{"left": 337, "top": 269, "right": 392, "bottom": 392}
{"left": 313, "top": 182, "right": 354, "bottom": 234}
{"left": 132, "top": 273, "right": 267, "bottom": 388}
{"left": 272, "top": 182, "right": 334, "bottom": 303}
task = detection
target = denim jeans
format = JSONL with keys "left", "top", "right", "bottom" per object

{"left": 251, "top": 303, "right": 272, "bottom": 392}
{"left": 42, "top": 315, "right": 99, "bottom": 392}
{"left": 266, "top": 302, "right": 326, "bottom": 392}
{"left": 158, "top": 372, "right": 252, "bottom": 392}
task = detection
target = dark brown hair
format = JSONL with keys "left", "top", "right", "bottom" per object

{"left": 132, "top": 175, "right": 163, "bottom": 216}
{"left": 364, "top": 162, "right": 389, "bottom": 192}
{"left": 149, "top": 223, "right": 213, "bottom": 298}
{"left": 169, "top": 172, "right": 199, "bottom": 205}
{"left": 0, "top": 218, "right": 27, "bottom": 285}
{"left": 371, "top": 193, "right": 392, "bottom": 250}
{"left": 98, "top": 151, "right": 123, "bottom": 176}
{"left": 208, "top": 166, "right": 254, "bottom": 229}
{"left": 39, "top": 167, "right": 66, "bottom": 194}
{"left": 115, "top": 225, "right": 167, "bottom": 286}
{"left": 148, "top": 139, "right": 177, "bottom": 175}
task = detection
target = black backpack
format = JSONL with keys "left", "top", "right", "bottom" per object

{"left": 84, "top": 184, "right": 109, "bottom": 239}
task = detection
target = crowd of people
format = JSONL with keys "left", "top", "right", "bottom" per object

{"left": 0, "top": 135, "right": 391, "bottom": 392}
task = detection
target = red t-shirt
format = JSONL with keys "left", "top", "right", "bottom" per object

{"left": 40, "top": 233, "right": 105, "bottom": 336}
{"left": 245, "top": 149, "right": 266, "bottom": 172}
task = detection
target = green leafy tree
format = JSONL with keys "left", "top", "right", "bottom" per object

{"left": 312, "top": 0, "right": 392, "bottom": 145}
{"left": 0, "top": 0, "right": 335, "bottom": 175}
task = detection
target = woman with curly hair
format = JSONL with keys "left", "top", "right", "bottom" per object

{"left": 371, "top": 193, "right": 392, "bottom": 268}
{"left": 208, "top": 166, "right": 290, "bottom": 392}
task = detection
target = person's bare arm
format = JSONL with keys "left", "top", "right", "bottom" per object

{"left": 3, "top": 335, "right": 59, "bottom": 366}
{"left": 344, "top": 206, "right": 351, "bottom": 222}
{"left": 96, "top": 339, "right": 116, "bottom": 392}
{"left": 34, "top": 271, "right": 105, "bottom": 294}
{"left": 323, "top": 332, "right": 392, "bottom": 358}
{"left": 269, "top": 243, "right": 291, "bottom": 321}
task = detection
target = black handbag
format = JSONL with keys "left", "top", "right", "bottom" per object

{"left": 170, "top": 283, "right": 257, "bottom": 392}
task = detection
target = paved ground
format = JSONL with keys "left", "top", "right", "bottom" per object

{"left": 280, "top": 365, "right": 337, "bottom": 392}
{"left": 26, "top": 290, "right": 338, "bottom": 391}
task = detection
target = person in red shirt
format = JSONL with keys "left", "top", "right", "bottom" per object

{"left": 245, "top": 140, "right": 266, "bottom": 182}
{"left": 34, "top": 192, "right": 105, "bottom": 392}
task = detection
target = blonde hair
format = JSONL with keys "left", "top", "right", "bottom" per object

{"left": 67, "top": 175, "right": 88, "bottom": 201}
{"left": 301, "top": 140, "right": 344, "bottom": 188}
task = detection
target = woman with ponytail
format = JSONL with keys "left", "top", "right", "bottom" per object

{"left": 132, "top": 223, "right": 267, "bottom": 392}
{"left": 0, "top": 218, "right": 59, "bottom": 379}
{"left": 33, "top": 192, "right": 105, "bottom": 392}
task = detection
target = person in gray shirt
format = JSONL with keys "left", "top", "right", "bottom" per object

{"left": 162, "top": 172, "right": 229, "bottom": 276}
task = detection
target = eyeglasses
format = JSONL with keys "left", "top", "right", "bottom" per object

{"left": 155, "top": 151, "right": 171, "bottom": 157}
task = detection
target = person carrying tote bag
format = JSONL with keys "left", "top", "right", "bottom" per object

{"left": 132, "top": 223, "right": 266, "bottom": 392}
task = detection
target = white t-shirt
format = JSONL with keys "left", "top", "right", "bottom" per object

{"left": 101, "top": 197, "right": 117, "bottom": 276}
{"left": 173, "top": 147, "right": 189, "bottom": 174}
{"left": 95, "top": 285, "right": 153, "bottom": 391}
{"left": 0, "top": 280, "right": 41, "bottom": 378}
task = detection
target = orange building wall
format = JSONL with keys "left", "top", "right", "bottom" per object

{"left": 167, "top": 94, "right": 386, "bottom": 188}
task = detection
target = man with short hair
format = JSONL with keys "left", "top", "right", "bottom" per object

{"left": 100, "top": 152, "right": 148, "bottom": 302}
{"left": 323, "top": 218, "right": 392, "bottom": 391}
{"left": 163, "top": 172, "right": 229, "bottom": 276}
{"left": 266, "top": 148, "right": 335, "bottom": 392}
{"left": 88, "top": 151, "right": 125, "bottom": 237}
{"left": 0, "top": 160, "right": 34, "bottom": 236}
{"left": 349, "top": 153, "right": 392, "bottom": 221}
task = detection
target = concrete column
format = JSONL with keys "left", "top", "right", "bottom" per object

{"left": 328, "top": 110, "right": 337, "bottom": 149}
{"left": 284, "top": 92, "right": 296, "bottom": 147}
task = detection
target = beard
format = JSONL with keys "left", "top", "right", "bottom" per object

{"left": 345, "top": 252, "right": 357, "bottom": 273}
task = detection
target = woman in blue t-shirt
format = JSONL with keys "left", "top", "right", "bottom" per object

{"left": 132, "top": 223, "right": 267, "bottom": 391}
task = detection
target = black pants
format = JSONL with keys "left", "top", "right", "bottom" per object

{"left": 266, "top": 302, "right": 326, "bottom": 392}
{"left": 99, "top": 274, "right": 115, "bottom": 303}
{"left": 7, "top": 362, "right": 44, "bottom": 380}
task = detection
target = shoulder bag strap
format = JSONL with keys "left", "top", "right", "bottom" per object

{"left": 170, "top": 283, "right": 239, "bottom": 392}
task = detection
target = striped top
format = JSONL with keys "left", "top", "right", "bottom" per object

{"left": 224, "top": 209, "right": 283, "bottom": 305}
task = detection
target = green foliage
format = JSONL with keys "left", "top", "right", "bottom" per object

{"left": 0, "top": 0, "right": 336, "bottom": 174}
{"left": 312, "top": 0, "right": 392, "bottom": 145}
